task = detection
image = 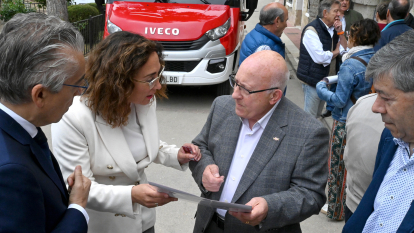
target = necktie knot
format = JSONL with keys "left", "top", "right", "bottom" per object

{"left": 34, "top": 127, "right": 48, "bottom": 145}
{"left": 33, "top": 127, "right": 52, "bottom": 163}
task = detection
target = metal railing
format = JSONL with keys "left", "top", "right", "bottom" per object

{"left": 72, "top": 14, "right": 105, "bottom": 55}
{"left": 23, "top": 1, "right": 45, "bottom": 13}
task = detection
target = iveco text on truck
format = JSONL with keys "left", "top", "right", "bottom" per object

{"left": 104, "top": 0, "right": 258, "bottom": 95}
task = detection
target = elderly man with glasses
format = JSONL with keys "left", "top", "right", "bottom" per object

{"left": 189, "top": 50, "right": 329, "bottom": 233}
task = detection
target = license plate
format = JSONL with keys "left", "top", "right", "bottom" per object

{"left": 166, "top": 76, "right": 180, "bottom": 84}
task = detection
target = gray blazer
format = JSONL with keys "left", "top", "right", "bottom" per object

{"left": 189, "top": 96, "right": 329, "bottom": 233}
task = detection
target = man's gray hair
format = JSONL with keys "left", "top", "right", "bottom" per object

{"left": 318, "top": 0, "right": 340, "bottom": 18}
{"left": 259, "top": 5, "right": 285, "bottom": 25}
{"left": 0, "top": 13, "right": 84, "bottom": 104}
{"left": 365, "top": 30, "right": 414, "bottom": 92}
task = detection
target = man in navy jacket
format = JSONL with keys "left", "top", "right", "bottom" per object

{"left": 239, "top": 2, "right": 288, "bottom": 65}
{"left": 374, "top": 0, "right": 412, "bottom": 51}
{"left": 343, "top": 30, "right": 414, "bottom": 233}
{"left": 0, "top": 13, "right": 91, "bottom": 233}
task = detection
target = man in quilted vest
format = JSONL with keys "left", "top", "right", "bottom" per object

{"left": 296, "top": 0, "right": 347, "bottom": 118}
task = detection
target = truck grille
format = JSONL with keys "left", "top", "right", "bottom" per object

{"left": 158, "top": 35, "right": 210, "bottom": 51}
{"left": 165, "top": 60, "right": 202, "bottom": 72}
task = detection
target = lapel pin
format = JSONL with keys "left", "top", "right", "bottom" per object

{"left": 273, "top": 137, "right": 279, "bottom": 141}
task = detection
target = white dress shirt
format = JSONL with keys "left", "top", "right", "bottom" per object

{"left": 216, "top": 101, "right": 280, "bottom": 217}
{"left": 121, "top": 104, "right": 147, "bottom": 163}
{"left": 362, "top": 138, "right": 414, "bottom": 233}
{"left": 302, "top": 18, "right": 347, "bottom": 67}
{"left": 0, "top": 102, "right": 89, "bottom": 223}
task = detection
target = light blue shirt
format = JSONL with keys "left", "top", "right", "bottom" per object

{"left": 362, "top": 138, "right": 414, "bottom": 232}
{"left": 216, "top": 101, "right": 280, "bottom": 217}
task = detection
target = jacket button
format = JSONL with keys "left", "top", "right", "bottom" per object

{"left": 107, "top": 165, "right": 113, "bottom": 169}
{"left": 135, "top": 181, "right": 140, "bottom": 185}
{"left": 121, "top": 214, "right": 126, "bottom": 217}
{"left": 115, "top": 214, "right": 119, "bottom": 217}
{"left": 109, "top": 176, "right": 115, "bottom": 180}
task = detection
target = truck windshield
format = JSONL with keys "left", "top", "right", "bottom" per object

{"left": 106, "top": 0, "right": 240, "bottom": 7}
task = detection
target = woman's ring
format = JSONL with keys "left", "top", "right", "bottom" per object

{"left": 245, "top": 221, "right": 249, "bottom": 224}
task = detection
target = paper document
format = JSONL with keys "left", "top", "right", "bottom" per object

{"left": 149, "top": 182, "right": 252, "bottom": 213}
{"left": 323, "top": 75, "right": 338, "bottom": 84}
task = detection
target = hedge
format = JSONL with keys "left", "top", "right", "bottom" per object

{"left": 67, "top": 4, "right": 99, "bottom": 23}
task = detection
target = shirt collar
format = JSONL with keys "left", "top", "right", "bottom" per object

{"left": 382, "top": 19, "right": 405, "bottom": 32}
{"left": 393, "top": 137, "right": 414, "bottom": 155}
{"left": 0, "top": 102, "right": 38, "bottom": 138}
{"left": 240, "top": 99, "right": 281, "bottom": 130}
{"left": 319, "top": 18, "right": 335, "bottom": 34}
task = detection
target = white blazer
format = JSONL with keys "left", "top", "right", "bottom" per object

{"left": 51, "top": 96, "right": 186, "bottom": 233}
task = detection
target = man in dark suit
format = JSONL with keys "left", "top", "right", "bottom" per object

{"left": 189, "top": 50, "right": 329, "bottom": 233}
{"left": 343, "top": 30, "right": 414, "bottom": 233}
{"left": 0, "top": 13, "right": 91, "bottom": 232}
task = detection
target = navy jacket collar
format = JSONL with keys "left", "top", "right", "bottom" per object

{"left": 0, "top": 109, "right": 68, "bottom": 201}
{"left": 254, "top": 24, "right": 283, "bottom": 45}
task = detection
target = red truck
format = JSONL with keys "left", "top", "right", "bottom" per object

{"left": 104, "top": 0, "right": 257, "bottom": 95}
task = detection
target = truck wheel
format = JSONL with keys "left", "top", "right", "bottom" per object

{"left": 216, "top": 80, "right": 232, "bottom": 96}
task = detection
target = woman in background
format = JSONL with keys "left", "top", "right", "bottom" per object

{"left": 376, "top": 1, "right": 389, "bottom": 31}
{"left": 316, "top": 19, "right": 380, "bottom": 221}
{"left": 52, "top": 31, "right": 201, "bottom": 233}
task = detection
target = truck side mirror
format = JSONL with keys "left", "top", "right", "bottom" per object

{"left": 241, "top": 0, "right": 258, "bottom": 21}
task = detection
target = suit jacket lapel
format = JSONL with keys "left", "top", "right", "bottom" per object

{"left": 0, "top": 109, "right": 68, "bottom": 200}
{"left": 231, "top": 98, "right": 288, "bottom": 203}
{"left": 351, "top": 133, "right": 397, "bottom": 231}
{"left": 95, "top": 115, "right": 140, "bottom": 181}
{"left": 217, "top": 111, "right": 242, "bottom": 179}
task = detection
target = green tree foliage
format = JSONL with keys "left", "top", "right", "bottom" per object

{"left": 0, "top": 0, "right": 36, "bottom": 22}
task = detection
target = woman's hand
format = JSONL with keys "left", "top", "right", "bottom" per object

{"left": 131, "top": 184, "right": 177, "bottom": 208}
{"left": 177, "top": 143, "right": 202, "bottom": 165}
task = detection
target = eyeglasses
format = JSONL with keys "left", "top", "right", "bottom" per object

{"left": 62, "top": 76, "right": 88, "bottom": 96}
{"left": 135, "top": 65, "right": 165, "bottom": 89}
{"left": 229, "top": 75, "right": 278, "bottom": 95}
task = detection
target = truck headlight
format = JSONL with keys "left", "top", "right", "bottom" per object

{"left": 107, "top": 19, "right": 122, "bottom": 34}
{"left": 205, "top": 19, "right": 230, "bottom": 41}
